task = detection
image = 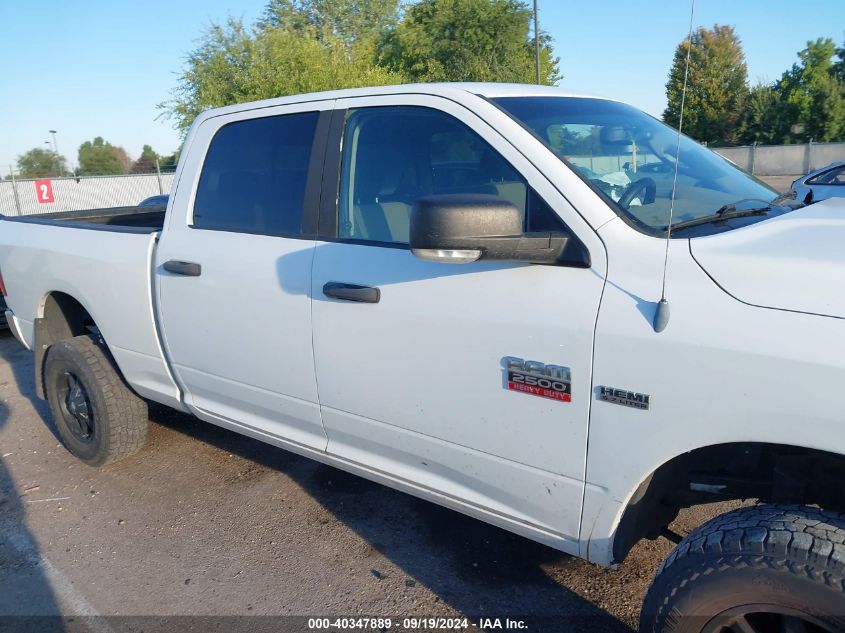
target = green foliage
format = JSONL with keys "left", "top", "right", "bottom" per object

{"left": 131, "top": 145, "right": 159, "bottom": 174}
{"left": 663, "top": 25, "right": 748, "bottom": 145}
{"left": 738, "top": 83, "right": 786, "bottom": 145}
{"left": 160, "top": 0, "right": 560, "bottom": 134}
{"left": 776, "top": 38, "right": 845, "bottom": 142}
{"left": 667, "top": 31, "right": 845, "bottom": 146}
{"left": 160, "top": 16, "right": 402, "bottom": 134}
{"left": 16, "top": 148, "right": 68, "bottom": 178}
{"left": 78, "top": 137, "right": 131, "bottom": 176}
{"left": 833, "top": 40, "right": 845, "bottom": 82}
{"left": 259, "top": 0, "right": 400, "bottom": 45}
{"left": 158, "top": 149, "right": 181, "bottom": 172}
{"left": 381, "top": 0, "right": 558, "bottom": 84}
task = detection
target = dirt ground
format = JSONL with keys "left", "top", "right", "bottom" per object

{"left": 0, "top": 331, "right": 750, "bottom": 633}
{"left": 758, "top": 174, "right": 799, "bottom": 193}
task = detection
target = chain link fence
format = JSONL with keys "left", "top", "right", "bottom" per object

{"left": 0, "top": 167, "right": 175, "bottom": 217}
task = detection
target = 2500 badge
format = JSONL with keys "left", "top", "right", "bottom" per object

{"left": 505, "top": 357, "right": 572, "bottom": 403}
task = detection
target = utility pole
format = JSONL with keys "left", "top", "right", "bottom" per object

{"left": 49, "top": 130, "right": 59, "bottom": 176}
{"left": 534, "top": 0, "right": 540, "bottom": 85}
{"left": 9, "top": 166, "right": 21, "bottom": 216}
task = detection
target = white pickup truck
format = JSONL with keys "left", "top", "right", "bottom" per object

{"left": 3, "top": 83, "right": 845, "bottom": 632}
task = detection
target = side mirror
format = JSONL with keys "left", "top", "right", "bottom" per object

{"left": 409, "top": 194, "right": 568, "bottom": 264}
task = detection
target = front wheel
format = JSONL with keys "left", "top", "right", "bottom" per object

{"left": 45, "top": 334, "right": 148, "bottom": 466}
{"left": 640, "top": 504, "right": 845, "bottom": 633}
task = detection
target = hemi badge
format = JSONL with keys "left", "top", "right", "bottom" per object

{"left": 599, "top": 386, "right": 650, "bottom": 410}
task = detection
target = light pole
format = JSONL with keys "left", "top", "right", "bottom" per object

{"left": 534, "top": 0, "right": 540, "bottom": 85}
{"left": 48, "top": 130, "right": 59, "bottom": 176}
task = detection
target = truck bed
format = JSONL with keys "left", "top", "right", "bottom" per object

{"left": 3, "top": 205, "right": 166, "bottom": 232}
{"left": 0, "top": 206, "right": 179, "bottom": 405}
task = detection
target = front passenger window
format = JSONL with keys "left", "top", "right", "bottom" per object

{"left": 337, "top": 106, "right": 565, "bottom": 244}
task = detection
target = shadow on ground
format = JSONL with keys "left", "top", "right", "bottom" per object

{"left": 147, "top": 402, "right": 632, "bottom": 632}
{"left": 0, "top": 330, "right": 59, "bottom": 441}
{"left": 0, "top": 329, "right": 631, "bottom": 631}
{"left": 0, "top": 332, "right": 64, "bottom": 632}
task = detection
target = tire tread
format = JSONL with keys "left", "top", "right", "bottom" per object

{"left": 46, "top": 334, "right": 147, "bottom": 465}
{"left": 641, "top": 504, "right": 845, "bottom": 632}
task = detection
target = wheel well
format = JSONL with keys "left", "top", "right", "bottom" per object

{"left": 612, "top": 442, "right": 845, "bottom": 564}
{"left": 34, "top": 292, "right": 98, "bottom": 399}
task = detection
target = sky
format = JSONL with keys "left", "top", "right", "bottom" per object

{"left": 1, "top": 1, "right": 843, "bottom": 171}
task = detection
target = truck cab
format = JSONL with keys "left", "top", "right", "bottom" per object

{"left": 3, "top": 83, "right": 845, "bottom": 632}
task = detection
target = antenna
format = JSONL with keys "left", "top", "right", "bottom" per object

{"left": 654, "top": 0, "right": 695, "bottom": 333}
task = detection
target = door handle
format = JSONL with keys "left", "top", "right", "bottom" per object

{"left": 163, "top": 260, "right": 202, "bottom": 277}
{"left": 323, "top": 282, "right": 380, "bottom": 304}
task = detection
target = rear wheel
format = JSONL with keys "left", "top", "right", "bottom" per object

{"left": 640, "top": 504, "right": 845, "bottom": 633}
{"left": 45, "top": 334, "right": 148, "bottom": 466}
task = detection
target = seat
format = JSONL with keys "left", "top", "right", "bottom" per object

{"left": 351, "top": 145, "right": 421, "bottom": 243}
{"left": 477, "top": 149, "right": 527, "bottom": 213}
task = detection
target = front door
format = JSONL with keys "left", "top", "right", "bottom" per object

{"left": 311, "top": 96, "right": 607, "bottom": 541}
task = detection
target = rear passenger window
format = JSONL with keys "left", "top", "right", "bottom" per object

{"left": 193, "top": 111, "right": 319, "bottom": 235}
{"left": 337, "top": 106, "right": 567, "bottom": 245}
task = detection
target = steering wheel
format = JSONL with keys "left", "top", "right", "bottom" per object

{"left": 618, "top": 177, "right": 657, "bottom": 209}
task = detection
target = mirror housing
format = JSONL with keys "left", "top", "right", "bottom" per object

{"left": 600, "top": 125, "right": 631, "bottom": 145}
{"left": 409, "top": 194, "right": 568, "bottom": 264}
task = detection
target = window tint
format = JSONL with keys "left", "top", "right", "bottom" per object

{"left": 194, "top": 111, "right": 319, "bottom": 235}
{"left": 338, "top": 106, "right": 566, "bottom": 244}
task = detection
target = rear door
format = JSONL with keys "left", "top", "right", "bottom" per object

{"left": 310, "top": 95, "right": 608, "bottom": 541}
{"left": 156, "top": 100, "right": 331, "bottom": 450}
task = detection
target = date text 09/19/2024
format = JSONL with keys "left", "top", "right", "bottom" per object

{"left": 307, "top": 617, "right": 528, "bottom": 630}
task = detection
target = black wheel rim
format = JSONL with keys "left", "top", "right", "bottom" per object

{"left": 702, "top": 605, "right": 837, "bottom": 633}
{"left": 57, "top": 372, "right": 94, "bottom": 443}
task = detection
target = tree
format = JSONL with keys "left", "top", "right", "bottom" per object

{"left": 16, "top": 148, "right": 68, "bottom": 178}
{"left": 77, "top": 137, "right": 131, "bottom": 176}
{"left": 664, "top": 25, "right": 749, "bottom": 145}
{"left": 738, "top": 83, "right": 786, "bottom": 145}
{"left": 833, "top": 38, "right": 845, "bottom": 82}
{"left": 160, "top": 0, "right": 564, "bottom": 134}
{"left": 160, "top": 16, "right": 403, "bottom": 134}
{"left": 131, "top": 145, "right": 159, "bottom": 174}
{"left": 259, "top": 0, "right": 400, "bottom": 46}
{"left": 776, "top": 38, "right": 845, "bottom": 142}
{"left": 158, "top": 148, "right": 181, "bottom": 172}
{"left": 380, "top": 0, "right": 559, "bottom": 84}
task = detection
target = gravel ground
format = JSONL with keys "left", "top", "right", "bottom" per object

{"left": 0, "top": 331, "right": 744, "bottom": 633}
{"left": 758, "top": 174, "right": 799, "bottom": 193}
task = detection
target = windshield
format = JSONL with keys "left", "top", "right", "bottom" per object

{"left": 492, "top": 96, "right": 778, "bottom": 234}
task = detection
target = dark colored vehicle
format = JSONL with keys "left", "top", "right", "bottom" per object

{"left": 138, "top": 194, "right": 169, "bottom": 208}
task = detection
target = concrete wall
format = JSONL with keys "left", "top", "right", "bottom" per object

{"left": 3, "top": 140, "right": 843, "bottom": 216}
{"left": 714, "top": 141, "right": 845, "bottom": 176}
{"left": 0, "top": 173, "right": 175, "bottom": 216}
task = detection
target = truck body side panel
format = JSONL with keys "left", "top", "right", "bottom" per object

{"left": 0, "top": 220, "right": 180, "bottom": 407}
{"left": 581, "top": 219, "right": 845, "bottom": 566}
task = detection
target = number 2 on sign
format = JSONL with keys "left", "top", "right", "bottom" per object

{"left": 34, "top": 179, "right": 55, "bottom": 204}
